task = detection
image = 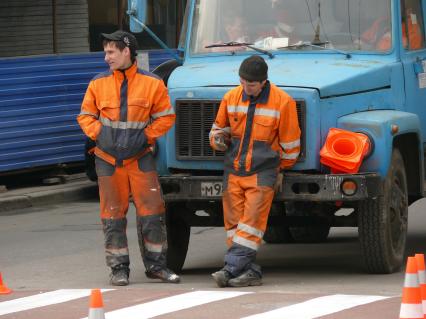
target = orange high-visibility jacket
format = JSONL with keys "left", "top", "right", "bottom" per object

{"left": 210, "top": 82, "right": 301, "bottom": 174}
{"left": 77, "top": 63, "right": 175, "bottom": 166}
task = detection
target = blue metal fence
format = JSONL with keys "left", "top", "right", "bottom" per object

{"left": 0, "top": 50, "right": 176, "bottom": 173}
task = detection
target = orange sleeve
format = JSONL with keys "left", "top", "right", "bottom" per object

{"left": 209, "top": 94, "right": 231, "bottom": 150}
{"left": 278, "top": 96, "right": 301, "bottom": 170}
{"left": 77, "top": 81, "right": 102, "bottom": 141}
{"left": 143, "top": 80, "right": 176, "bottom": 145}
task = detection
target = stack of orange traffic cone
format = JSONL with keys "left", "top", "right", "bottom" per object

{"left": 0, "top": 272, "right": 12, "bottom": 295}
{"left": 400, "top": 256, "right": 423, "bottom": 319}
{"left": 414, "top": 254, "right": 426, "bottom": 318}
{"left": 88, "top": 289, "right": 105, "bottom": 319}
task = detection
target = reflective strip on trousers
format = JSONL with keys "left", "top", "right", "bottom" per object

{"left": 233, "top": 234, "right": 259, "bottom": 251}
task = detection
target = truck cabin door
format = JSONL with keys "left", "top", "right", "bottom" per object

{"left": 401, "top": 0, "right": 426, "bottom": 146}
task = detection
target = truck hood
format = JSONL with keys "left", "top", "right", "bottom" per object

{"left": 168, "top": 55, "right": 392, "bottom": 98}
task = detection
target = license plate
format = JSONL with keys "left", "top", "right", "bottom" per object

{"left": 201, "top": 182, "right": 223, "bottom": 197}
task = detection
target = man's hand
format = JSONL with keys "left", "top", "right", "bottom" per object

{"left": 214, "top": 133, "right": 230, "bottom": 151}
{"left": 274, "top": 172, "right": 284, "bottom": 193}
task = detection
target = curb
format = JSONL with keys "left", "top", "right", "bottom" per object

{"left": 0, "top": 180, "right": 98, "bottom": 214}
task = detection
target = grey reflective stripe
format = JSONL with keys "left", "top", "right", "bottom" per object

{"left": 100, "top": 117, "right": 147, "bottom": 129}
{"left": 227, "top": 105, "right": 248, "bottom": 114}
{"left": 237, "top": 222, "right": 264, "bottom": 239}
{"left": 280, "top": 139, "right": 301, "bottom": 150}
{"left": 254, "top": 108, "right": 280, "bottom": 119}
{"left": 144, "top": 241, "right": 163, "bottom": 253}
{"left": 227, "top": 229, "right": 236, "bottom": 238}
{"left": 79, "top": 111, "right": 99, "bottom": 119}
{"left": 404, "top": 273, "right": 420, "bottom": 287}
{"left": 233, "top": 235, "right": 259, "bottom": 251}
{"left": 105, "top": 247, "right": 129, "bottom": 256}
{"left": 151, "top": 108, "right": 175, "bottom": 119}
{"left": 281, "top": 152, "right": 300, "bottom": 160}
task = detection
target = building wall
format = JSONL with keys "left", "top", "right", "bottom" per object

{"left": 0, "top": 0, "right": 89, "bottom": 58}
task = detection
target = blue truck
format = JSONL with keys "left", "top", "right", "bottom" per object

{"left": 127, "top": 0, "right": 426, "bottom": 274}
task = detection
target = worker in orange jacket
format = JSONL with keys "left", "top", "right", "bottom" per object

{"left": 210, "top": 55, "right": 301, "bottom": 287}
{"left": 77, "top": 30, "right": 179, "bottom": 286}
{"left": 360, "top": 6, "right": 423, "bottom": 51}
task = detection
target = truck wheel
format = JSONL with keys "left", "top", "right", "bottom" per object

{"left": 287, "top": 202, "right": 331, "bottom": 243}
{"left": 358, "top": 148, "right": 408, "bottom": 274}
{"left": 166, "top": 204, "right": 190, "bottom": 273}
{"left": 263, "top": 204, "right": 292, "bottom": 243}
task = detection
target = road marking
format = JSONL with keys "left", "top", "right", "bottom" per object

{"left": 81, "top": 290, "right": 252, "bottom": 319}
{"left": 241, "top": 294, "right": 390, "bottom": 319}
{"left": 0, "top": 289, "right": 113, "bottom": 316}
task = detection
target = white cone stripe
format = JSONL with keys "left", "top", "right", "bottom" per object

{"left": 423, "top": 300, "right": 426, "bottom": 315}
{"left": 418, "top": 270, "right": 426, "bottom": 284}
{"left": 241, "top": 294, "right": 389, "bottom": 319}
{"left": 89, "top": 308, "right": 105, "bottom": 319}
{"left": 81, "top": 290, "right": 251, "bottom": 319}
{"left": 404, "top": 273, "right": 420, "bottom": 287}
{"left": 399, "top": 303, "right": 424, "bottom": 318}
{"left": 0, "top": 289, "right": 113, "bottom": 316}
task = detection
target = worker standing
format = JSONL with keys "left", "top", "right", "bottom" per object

{"left": 209, "top": 55, "right": 301, "bottom": 287}
{"left": 77, "top": 30, "right": 179, "bottom": 286}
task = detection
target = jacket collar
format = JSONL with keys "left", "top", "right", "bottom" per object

{"left": 113, "top": 62, "right": 138, "bottom": 79}
{"left": 242, "top": 81, "right": 271, "bottom": 104}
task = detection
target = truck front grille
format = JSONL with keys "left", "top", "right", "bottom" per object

{"left": 175, "top": 99, "right": 306, "bottom": 161}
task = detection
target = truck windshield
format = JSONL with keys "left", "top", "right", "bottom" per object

{"left": 190, "top": 0, "right": 392, "bottom": 55}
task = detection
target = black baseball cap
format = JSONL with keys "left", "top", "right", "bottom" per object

{"left": 239, "top": 55, "right": 268, "bottom": 82}
{"left": 101, "top": 30, "right": 138, "bottom": 56}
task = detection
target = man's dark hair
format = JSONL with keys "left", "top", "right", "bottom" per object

{"left": 101, "top": 30, "right": 138, "bottom": 63}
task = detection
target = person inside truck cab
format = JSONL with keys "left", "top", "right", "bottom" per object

{"left": 209, "top": 55, "right": 301, "bottom": 287}
{"left": 359, "top": 1, "right": 424, "bottom": 51}
{"left": 205, "top": 16, "right": 250, "bottom": 52}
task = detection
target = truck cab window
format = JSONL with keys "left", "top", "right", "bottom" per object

{"left": 401, "top": 0, "right": 425, "bottom": 50}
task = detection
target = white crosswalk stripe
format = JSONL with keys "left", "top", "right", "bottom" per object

{"left": 241, "top": 294, "right": 391, "bottom": 319}
{"left": 81, "top": 290, "right": 252, "bottom": 319}
{"left": 0, "top": 289, "right": 113, "bottom": 316}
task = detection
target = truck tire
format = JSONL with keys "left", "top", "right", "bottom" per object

{"left": 263, "top": 204, "right": 292, "bottom": 243}
{"left": 287, "top": 202, "right": 331, "bottom": 243}
{"left": 358, "top": 148, "right": 408, "bottom": 274}
{"left": 166, "top": 204, "right": 190, "bottom": 273}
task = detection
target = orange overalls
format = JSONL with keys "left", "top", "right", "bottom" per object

{"left": 210, "top": 82, "right": 300, "bottom": 276}
{"left": 77, "top": 63, "right": 175, "bottom": 272}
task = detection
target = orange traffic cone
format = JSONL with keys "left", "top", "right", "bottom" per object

{"left": 320, "top": 128, "right": 370, "bottom": 173}
{"left": 414, "top": 254, "right": 426, "bottom": 318}
{"left": 88, "top": 289, "right": 105, "bottom": 319}
{"left": 0, "top": 272, "right": 12, "bottom": 295}
{"left": 400, "top": 257, "right": 423, "bottom": 319}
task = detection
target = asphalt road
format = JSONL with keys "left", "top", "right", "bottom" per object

{"left": 1, "top": 197, "right": 425, "bottom": 318}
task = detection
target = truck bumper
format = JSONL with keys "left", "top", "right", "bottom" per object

{"left": 160, "top": 172, "right": 382, "bottom": 202}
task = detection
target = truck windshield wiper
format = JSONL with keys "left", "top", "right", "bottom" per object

{"left": 205, "top": 41, "right": 274, "bottom": 59}
{"left": 279, "top": 41, "right": 351, "bottom": 59}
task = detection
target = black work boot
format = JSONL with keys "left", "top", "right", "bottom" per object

{"left": 145, "top": 268, "right": 180, "bottom": 283}
{"left": 110, "top": 264, "right": 130, "bottom": 286}
{"left": 227, "top": 269, "right": 262, "bottom": 287}
{"left": 211, "top": 269, "right": 232, "bottom": 288}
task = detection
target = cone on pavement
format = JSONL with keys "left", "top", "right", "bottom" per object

{"left": 0, "top": 272, "right": 12, "bottom": 295}
{"left": 414, "top": 254, "right": 426, "bottom": 318}
{"left": 88, "top": 289, "right": 105, "bottom": 319}
{"left": 400, "top": 257, "right": 423, "bottom": 319}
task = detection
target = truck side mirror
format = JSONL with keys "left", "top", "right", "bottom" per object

{"left": 127, "top": 0, "right": 147, "bottom": 33}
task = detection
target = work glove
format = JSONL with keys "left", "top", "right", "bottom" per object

{"left": 274, "top": 172, "right": 284, "bottom": 193}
